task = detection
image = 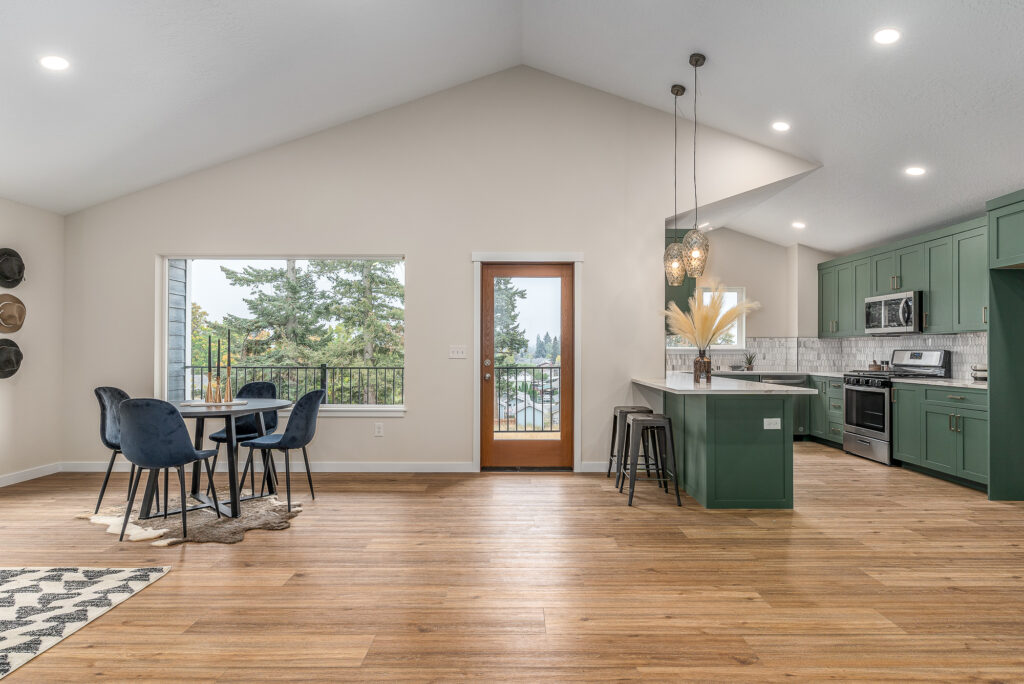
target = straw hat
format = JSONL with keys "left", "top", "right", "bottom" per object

{"left": 0, "top": 294, "right": 25, "bottom": 332}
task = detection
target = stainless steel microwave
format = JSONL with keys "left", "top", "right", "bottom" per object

{"left": 864, "top": 291, "right": 921, "bottom": 335}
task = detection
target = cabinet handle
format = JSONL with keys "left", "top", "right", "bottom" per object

{"left": 895, "top": 274, "right": 900, "bottom": 290}
{"left": 983, "top": 306, "right": 988, "bottom": 324}
{"left": 924, "top": 311, "right": 928, "bottom": 329}
{"left": 949, "top": 414, "right": 954, "bottom": 431}
{"left": 947, "top": 395, "right": 965, "bottom": 400}
{"left": 831, "top": 427, "right": 841, "bottom": 435}
{"left": 831, "top": 402, "right": 841, "bottom": 409}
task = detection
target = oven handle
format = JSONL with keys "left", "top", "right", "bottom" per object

{"left": 844, "top": 385, "right": 889, "bottom": 394}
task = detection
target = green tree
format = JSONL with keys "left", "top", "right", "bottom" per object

{"left": 493, "top": 277, "right": 528, "bottom": 366}
{"left": 534, "top": 333, "right": 545, "bottom": 359}
{"left": 315, "top": 260, "right": 405, "bottom": 367}
{"left": 220, "top": 259, "right": 332, "bottom": 364}
{"left": 550, "top": 335, "right": 560, "bottom": 363}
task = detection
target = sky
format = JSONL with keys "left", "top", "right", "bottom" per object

{"left": 508, "top": 276, "right": 561, "bottom": 347}
{"left": 190, "top": 258, "right": 405, "bottom": 321}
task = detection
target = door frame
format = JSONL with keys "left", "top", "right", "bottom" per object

{"left": 472, "top": 252, "right": 584, "bottom": 472}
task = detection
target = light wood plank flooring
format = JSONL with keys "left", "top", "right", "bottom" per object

{"left": 2, "top": 442, "right": 1024, "bottom": 681}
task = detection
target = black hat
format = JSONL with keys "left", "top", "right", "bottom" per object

{"left": 0, "top": 339, "right": 23, "bottom": 379}
{"left": 0, "top": 248, "right": 25, "bottom": 288}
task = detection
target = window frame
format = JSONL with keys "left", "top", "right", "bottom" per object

{"left": 665, "top": 285, "right": 748, "bottom": 352}
{"left": 158, "top": 254, "right": 407, "bottom": 417}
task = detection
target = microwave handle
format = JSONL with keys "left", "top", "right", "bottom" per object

{"left": 899, "top": 297, "right": 912, "bottom": 326}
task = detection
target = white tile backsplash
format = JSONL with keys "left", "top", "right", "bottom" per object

{"left": 667, "top": 333, "right": 986, "bottom": 379}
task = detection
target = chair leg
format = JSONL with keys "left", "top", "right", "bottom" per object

{"left": 251, "top": 451, "right": 257, "bottom": 495}
{"left": 301, "top": 446, "right": 315, "bottom": 499}
{"left": 284, "top": 449, "right": 292, "bottom": 512}
{"left": 643, "top": 427, "right": 652, "bottom": 478}
{"left": 240, "top": 447, "right": 253, "bottom": 494}
{"left": 660, "top": 426, "right": 682, "bottom": 507}
{"left": 127, "top": 463, "right": 136, "bottom": 500}
{"left": 616, "top": 422, "right": 631, "bottom": 490}
{"left": 207, "top": 447, "right": 219, "bottom": 497}
{"left": 154, "top": 471, "right": 160, "bottom": 514}
{"left": 626, "top": 424, "right": 642, "bottom": 506}
{"left": 95, "top": 450, "right": 118, "bottom": 514}
{"left": 177, "top": 466, "right": 188, "bottom": 539}
{"left": 163, "top": 468, "right": 169, "bottom": 519}
{"left": 607, "top": 414, "right": 617, "bottom": 477}
{"left": 120, "top": 467, "right": 143, "bottom": 541}
{"left": 204, "top": 458, "right": 221, "bottom": 518}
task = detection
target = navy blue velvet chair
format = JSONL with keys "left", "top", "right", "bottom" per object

{"left": 94, "top": 386, "right": 166, "bottom": 515}
{"left": 240, "top": 389, "right": 324, "bottom": 511}
{"left": 118, "top": 398, "right": 221, "bottom": 541}
{"left": 207, "top": 381, "right": 279, "bottom": 494}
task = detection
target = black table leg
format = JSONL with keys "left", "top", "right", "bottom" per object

{"left": 225, "top": 415, "right": 240, "bottom": 517}
{"left": 190, "top": 417, "right": 206, "bottom": 495}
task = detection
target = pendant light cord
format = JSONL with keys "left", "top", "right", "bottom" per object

{"left": 692, "top": 61, "right": 698, "bottom": 232}
{"left": 673, "top": 93, "right": 679, "bottom": 242}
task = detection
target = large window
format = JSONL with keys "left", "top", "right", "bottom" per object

{"left": 666, "top": 286, "right": 747, "bottom": 351}
{"left": 167, "top": 258, "right": 404, "bottom": 407}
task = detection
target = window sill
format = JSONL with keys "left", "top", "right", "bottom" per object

{"left": 283, "top": 405, "right": 406, "bottom": 418}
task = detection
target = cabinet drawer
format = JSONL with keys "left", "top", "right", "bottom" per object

{"left": 827, "top": 421, "right": 844, "bottom": 442}
{"left": 826, "top": 379, "right": 844, "bottom": 399}
{"left": 923, "top": 388, "right": 987, "bottom": 408}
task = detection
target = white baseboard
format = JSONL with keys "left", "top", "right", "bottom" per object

{"left": 576, "top": 462, "right": 609, "bottom": 473}
{"left": 0, "top": 463, "right": 62, "bottom": 488}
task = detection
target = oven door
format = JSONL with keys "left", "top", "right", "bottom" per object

{"left": 844, "top": 385, "right": 890, "bottom": 440}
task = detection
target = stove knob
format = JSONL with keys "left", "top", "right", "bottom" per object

{"left": 872, "top": 379, "right": 883, "bottom": 388}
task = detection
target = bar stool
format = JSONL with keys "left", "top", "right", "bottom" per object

{"left": 608, "top": 405, "right": 653, "bottom": 487}
{"left": 620, "top": 413, "right": 682, "bottom": 507}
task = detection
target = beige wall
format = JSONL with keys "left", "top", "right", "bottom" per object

{"left": 793, "top": 244, "right": 835, "bottom": 338}
{"left": 0, "top": 198, "right": 64, "bottom": 482}
{"left": 61, "top": 66, "right": 815, "bottom": 471}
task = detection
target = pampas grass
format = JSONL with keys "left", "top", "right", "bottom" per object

{"left": 665, "top": 283, "right": 760, "bottom": 351}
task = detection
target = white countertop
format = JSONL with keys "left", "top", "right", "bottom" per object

{"left": 633, "top": 373, "right": 819, "bottom": 395}
{"left": 713, "top": 370, "right": 845, "bottom": 379}
{"left": 891, "top": 377, "right": 988, "bottom": 390}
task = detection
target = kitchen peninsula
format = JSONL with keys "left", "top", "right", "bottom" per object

{"left": 632, "top": 373, "right": 818, "bottom": 509}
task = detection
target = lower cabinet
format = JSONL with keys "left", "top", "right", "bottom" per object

{"left": 892, "top": 384, "right": 923, "bottom": 465}
{"left": 809, "top": 376, "right": 842, "bottom": 444}
{"left": 913, "top": 398, "right": 988, "bottom": 485}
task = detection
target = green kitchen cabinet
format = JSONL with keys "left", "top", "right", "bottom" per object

{"left": 892, "top": 384, "right": 923, "bottom": 465}
{"left": 988, "top": 191, "right": 1024, "bottom": 268}
{"left": 870, "top": 251, "right": 897, "bottom": 295}
{"left": 953, "top": 227, "right": 989, "bottom": 331}
{"left": 922, "top": 402, "right": 958, "bottom": 476}
{"left": 957, "top": 408, "right": 989, "bottom": 484}
{"left": 809, "top": 378, "right": 828, "bottom": 438}
{"left": 836, "top": 258, "right": 870, "bottom": 336}
{"left": 922, "top": 237, "right": 953, "bottom": 333}
{"left": 894, "top": 244, "right": 927, "bottom": 293}
{"left": 819, "top": 266, "right": 838, "bottom": 337}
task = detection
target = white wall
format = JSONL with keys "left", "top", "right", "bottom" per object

{"left": 0, "top": 198, "right": 64, "bottom": 483}
{"left": 61, "top": 66, "right": 815, "bottom": 471}
{"left": 793, "top": 244, "right": 835, "bottom": 337}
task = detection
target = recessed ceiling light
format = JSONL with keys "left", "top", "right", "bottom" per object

{"left": 792, "top": 221, "right": 806, "bottom": 229}
{"left": 771, "top": 121, "right": 791, "bottom": 132}
{"left": 904, "top": 166, "right": 926, "bottom": 176}
{"left": 873, "top": 28, "right": 901, "bottom": 44}
{"left": 40, "top": 55, "right": 69, "bottom": 71}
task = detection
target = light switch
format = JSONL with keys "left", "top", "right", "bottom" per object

{"left": 449, "top": 345, "right": 467, "bottom": 359}
{"left": 763, "top": 418, "right": 782, "bottom": 430}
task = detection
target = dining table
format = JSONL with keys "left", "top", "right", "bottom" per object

{"left": 137, "top": 398, "right": 294, "bottom": 519}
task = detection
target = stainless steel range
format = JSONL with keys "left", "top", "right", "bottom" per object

{"left": 843, "top": 349, "right": 951, "bottom": 464}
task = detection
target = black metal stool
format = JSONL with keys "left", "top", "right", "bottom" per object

{"left": 620, "top": 413, "right": 682, "bottom": 507}
{"left": 608, "top": 405, "right": 653, "bottom": 487}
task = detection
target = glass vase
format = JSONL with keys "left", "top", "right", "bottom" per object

{"left": 693, "top": 350, "right": 712, "bottom": 384}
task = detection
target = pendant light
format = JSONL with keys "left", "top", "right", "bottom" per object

{"left": 663, "top": 84, "right": 687, "bottom": 286}
{"left": 681, "top": 53, "right": 710, "bottom": 278}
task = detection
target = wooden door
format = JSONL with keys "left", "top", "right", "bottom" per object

{"left": 481, "top": 263, "right": 574, "bottom": 469}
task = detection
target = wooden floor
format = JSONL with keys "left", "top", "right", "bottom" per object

{"left": 3, "top": 442, "right": 1024, "bottom": 681}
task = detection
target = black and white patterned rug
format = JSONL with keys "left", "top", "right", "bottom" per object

{"left": 0, "top": 567, "right": 169, "bottom": 679}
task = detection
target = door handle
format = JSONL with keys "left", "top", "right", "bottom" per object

{"left": 983, "top": 306, "right": 988, "bottom": 324}
{"left": 484, "top": 373, "right": 491, "bottom": 381}
{"left": 957, "top": 415, "right": 962, "bottom": 433}
{"left": 948, "top": 414, "right": 954, "bottom": 431}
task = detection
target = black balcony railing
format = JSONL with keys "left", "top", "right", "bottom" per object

{"left": 185, "top": 365, "right": 404, "bottom": 405}
{"left": 493, "top": 365, "right": 560, "bottom": 433}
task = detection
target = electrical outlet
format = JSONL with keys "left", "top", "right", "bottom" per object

{"left": 763, "top": 418, "right": 781, "bottom": 430}
{"left": 373, "top": 422, "right": 384, "bottom": 437}
{"left": 449, "top": 344, "right": 467, "bottom": 359}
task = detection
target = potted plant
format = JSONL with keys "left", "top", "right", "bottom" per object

{"left": 744, "top": 352, "right": 756, "bottom": 371}
{"left": 665, "top": 283, "right": 760, "bottom": 384}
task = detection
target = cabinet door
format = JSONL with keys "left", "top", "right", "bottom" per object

{"left": 810, "top": 379, "right": 828, "bottom": 437}
{"left": 953, "top": 227, "right": 989, "bottom": 331}
{"left": 921, "top": 403, "right": 958, "bottom": 475}
{"left": 892, "top": 386, "right": 922, "bottom": 465}
{"left": 894, "top": 244, "right": 927, "bottom": 293}
{"left": 923, "top": 237, "right": 953, "bottom": 333}
{"left": 871, "top": 252, "right": 896, "bottom": 294}
{"left": 819, "top": 268, "right": 838, "bottom": 337}
{"left": 956, "top": 408, "right": 989, "bottom": 483}
{"left": 836, "top": 258, "right": 870, "bottom": 336}
{"left": 989, "top": 200, "right": 1024, "bottom": 268}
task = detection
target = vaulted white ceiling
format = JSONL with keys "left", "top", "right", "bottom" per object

{"left": 4, "top": 0, "right": 1024, "bottom": 253}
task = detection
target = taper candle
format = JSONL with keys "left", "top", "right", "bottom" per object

{"left": 217, "top": 339, "right": 221, "bottom": 379}
{"left": 208, "top": 334, "right": 212, "bottom": 371}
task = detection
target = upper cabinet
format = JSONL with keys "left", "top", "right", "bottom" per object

{"left": 988, "top": 188, "right": 1024, "bottom": 268}
{"left": 818, "top": 217, "right": 987, "bottom": 338}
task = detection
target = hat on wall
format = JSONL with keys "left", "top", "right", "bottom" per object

{"left": 0, "top": 294, "right": 26, "bottom": 332}
{"left": 0, "top": 248, "right": 25, "bottom": 288}
{"left": 0, "top": 339, "right": 23, "bottom": 378}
